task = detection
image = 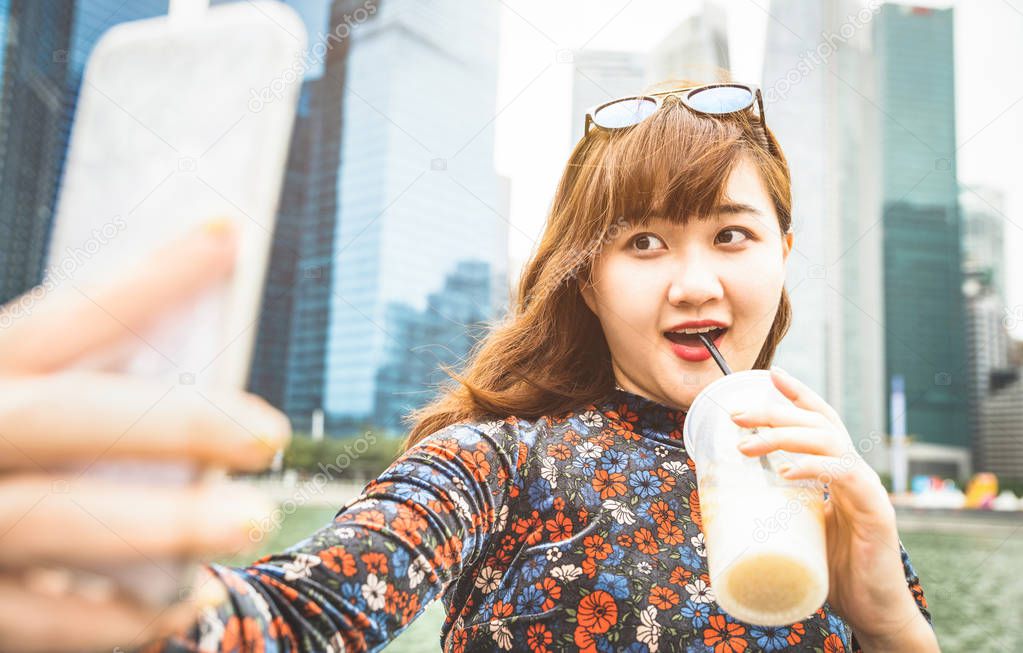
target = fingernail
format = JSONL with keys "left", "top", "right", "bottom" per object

{"left": 731, "top": 411, "right": 746, "bottom": 420}
{"left": 770, "top": 365, "right": 787, "bottom": 375}
{"left": 777, "top": 463, "right": 793, "bottom": 476}
{"left": 737, "top": 436, "right": 755, "bottom": 451}
{"left": 201, "top": 217, "right": 236, "bottom": 239}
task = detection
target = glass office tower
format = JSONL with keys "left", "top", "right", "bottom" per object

{"left": 876, "top": 4, "right": 968, "bottom": 453}
{"left": 0, "top": 1, "right": 167, "bottom": 304}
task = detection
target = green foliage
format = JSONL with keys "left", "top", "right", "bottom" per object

{"left": 282, "top": 431, "right": 405, "bottom": 478}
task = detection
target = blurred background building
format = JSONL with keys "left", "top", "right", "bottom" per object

{"left": 762, "top": 0, "right": 885, "bottom": 468}
{"left": 875, "top": 4, "right": 970, "bottom": 478}
{"left": 0, "top": 0, "right": 168, "bottom": 304}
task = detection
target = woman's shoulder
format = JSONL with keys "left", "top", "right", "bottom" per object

{"left": 438, "top": 399, "right": 608, "bottom": 445}
{"left": 418, "top": 399, "right": 611, "bottom": 464}
{"left": 415, "top": 415, "right": 538, "bottom": 464}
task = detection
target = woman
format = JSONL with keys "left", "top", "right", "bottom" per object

{"left": 4, "top": 79, "right": 938, "bottom": 652}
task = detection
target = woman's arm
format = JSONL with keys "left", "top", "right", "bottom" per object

{"left": 850, "top": 542, "right": 939, "bottom": 652}
{"left": 150, "top": 419, "right": 522, "bottom": 652}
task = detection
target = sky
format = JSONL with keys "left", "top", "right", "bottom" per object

{"left": 492, "top": 0, "right": 1023, "bottom": 339}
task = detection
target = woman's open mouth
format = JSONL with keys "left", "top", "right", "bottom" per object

{"left": 663, "top": 327, "right": 728, "bottom": 362}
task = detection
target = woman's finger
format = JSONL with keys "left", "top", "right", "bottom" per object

{"left": 735, "top": 426, "right": 845, "bottom": 458}
{"left": 730, "top": 397, "right": 830, "bottom": 430}
{"left": 0, "top": 371, "right": 290, "bottom": 472}
{"left": 768, "top": 367, "right": 843, "bottom": 427}
{"left": 0, "top": 474, "right": 272, "bottom": 566}
{"left": 0, "top": 218, "right": 238, "bottom": 376}
{"left": 774, "top": 452, "right": 891, "bottom": 511}
{"left": 0, "top": 573, "right": 213, "bottom": 653}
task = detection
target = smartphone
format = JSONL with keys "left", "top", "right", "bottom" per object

{"left": 41, "top": 1, "right": 306, "bottom": 608}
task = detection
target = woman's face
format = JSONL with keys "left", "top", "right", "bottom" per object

{"left": 580, "top": 154, "right": 794, "bottom": 410}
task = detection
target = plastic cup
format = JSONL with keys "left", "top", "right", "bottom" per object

{"left": 682, "top": 370, "right": 828, "bottom": 626}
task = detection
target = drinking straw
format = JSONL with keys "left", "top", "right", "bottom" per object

{"left": 697, "top": 333, "right": 732, "bottom": 376}
{"left": 697, "top": 332, "right": 773, "bottom": 472}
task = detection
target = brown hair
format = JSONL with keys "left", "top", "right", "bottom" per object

{"left": 402, "top": 79, "right": 793, "bottom": 452}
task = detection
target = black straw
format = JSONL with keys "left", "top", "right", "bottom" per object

{"left": 697, "top": 333, "right": 732, "bottom": 376}
{"left": 698, "top": 333, "right": 773, "bottom": 472}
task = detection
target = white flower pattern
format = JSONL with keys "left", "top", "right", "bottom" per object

{"left": 362, "top": 574, "right": 387, "bottom": 610}
{"left": 281, "top": 553, "right": 321, "bottom": 581}
{"left": 637, "top": 605, "right": 660, "bottom": 652}
{"left": 686, "top": 578, "right": 716, "bottom": 604}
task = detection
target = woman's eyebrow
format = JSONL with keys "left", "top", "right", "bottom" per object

{"left": 716, "top": 201, "right": 763, "bottom": 217}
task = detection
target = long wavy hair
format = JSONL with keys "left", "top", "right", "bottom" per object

{"left": 402, "top": 79, "right": 793, "bottom": 452}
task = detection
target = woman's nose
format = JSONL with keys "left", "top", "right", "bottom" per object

{"left": 666, "top": 253, "right": 725, "bottom": 307}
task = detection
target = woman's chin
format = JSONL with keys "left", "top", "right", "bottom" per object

{"left": 661, "top": 384, "right": 701, "bottom": 412}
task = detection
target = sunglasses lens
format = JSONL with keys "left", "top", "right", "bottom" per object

{"left": 686, "top": 85, "right": 754, "bottom": 114}
{"left": 592, "top": 97, "right": 657, "bottom": 129}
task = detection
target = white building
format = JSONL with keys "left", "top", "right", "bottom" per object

{"left": 325, "top": 0, "right": 509, "bottom": 428}
{"left": 646, "top": 0, "right": 730, "bottom": 84}
{"left": 762, "top": 0, "right": 886, "bottom": 468}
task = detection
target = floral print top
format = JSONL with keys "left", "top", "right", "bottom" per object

{"left": 153, "top": 387, "right": 932, "bottom": 652}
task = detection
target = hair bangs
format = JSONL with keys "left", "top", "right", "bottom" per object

{"left": 596, "top": 98, "right": 755, "bottom": 230}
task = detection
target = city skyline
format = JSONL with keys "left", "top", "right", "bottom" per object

{"left": 493, "top": 0, "right": 1023, "bottom": 342}
{"left": 0, "top": 0, "right": 1017, "bottom": 450}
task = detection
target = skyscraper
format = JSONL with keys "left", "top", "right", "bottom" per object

{"left": 960, "top": 183, "right": 1010, "bottom": 462}
{"left": 374, "top": 259, "right": 494, "bottom": 431}
{"left": 960, "top": 184, "right": 1007, "bottom": 304}
{"left": 977, "top": 371, "right": 1023, "bottom": 485}
{"left": 762, "top": 0, "right": 885, "bottom": 466}
{"left": 248, "top": 0, "right": 355, "bottom": 431}
{"left": 0, "top": 1, "right": 168, "bottom": 304}
{"left": 875, "top": 5, "right": 969, "bottom": 464}
{"left": 323, "top": 0, "right": 509, "bottom": 433}
{"left": 962, "top": 270, "right": 1011, "bottom": 471}
{"left": 647, "top": 0, "right": 730, "bottom": 84}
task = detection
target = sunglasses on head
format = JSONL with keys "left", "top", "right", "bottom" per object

{"left": 583, "top": 82, "right": 767, "bottom": 137}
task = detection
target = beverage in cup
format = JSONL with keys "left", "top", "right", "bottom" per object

{"left": 682, "top": 370, "right": 828, "bottom": 626}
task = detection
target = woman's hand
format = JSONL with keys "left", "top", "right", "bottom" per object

{"left": 0, "top": 220, "right": 291, "bottom": 653}
{"left": 730, "top": 367, "right": 938, "bottom": 651}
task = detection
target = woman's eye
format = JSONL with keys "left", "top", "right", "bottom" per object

{"left": 716, "top": 227, "right": 753, "bottom": 246}
{"left": 630, "top": 233, "right": 666, "bottom": 251}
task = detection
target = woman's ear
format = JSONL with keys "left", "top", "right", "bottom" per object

{"left": 782, "top": 231, "right": 794, "bottom": 263}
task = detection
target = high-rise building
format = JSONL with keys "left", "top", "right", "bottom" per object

{"left": 875, "top": 5, "right": 969, "bottom": 468}
{"left": 248, "top": 0, "right": 355, "bottom": 430}
{"left": 374, "top": 260, "right": 493, "bottom": 431}
{"left": 323, "top": 0, "right": 509, "bottom": 433}
{"left": 960, "top": 184, "right": 1007, "bottom": 304}
{"left": 959, "top": 183, "right": 1010, "bottom": 466}
{"left": 569, "top": 4, "right": 731, "bottom": 157}
{"left": 962, "top": 271, "right": 1012, "bottom": 471}
{"left": 762, "top": 0, "right": 886, "bottom": 467}
{"left": 977, "top": 370, "right": 1023, "bottom": 485}
{"left": 647, "top": 1, "right": 729, "bottom": 84}
{"left": 0, "top": 1, "right": 167, "bottom": 304}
